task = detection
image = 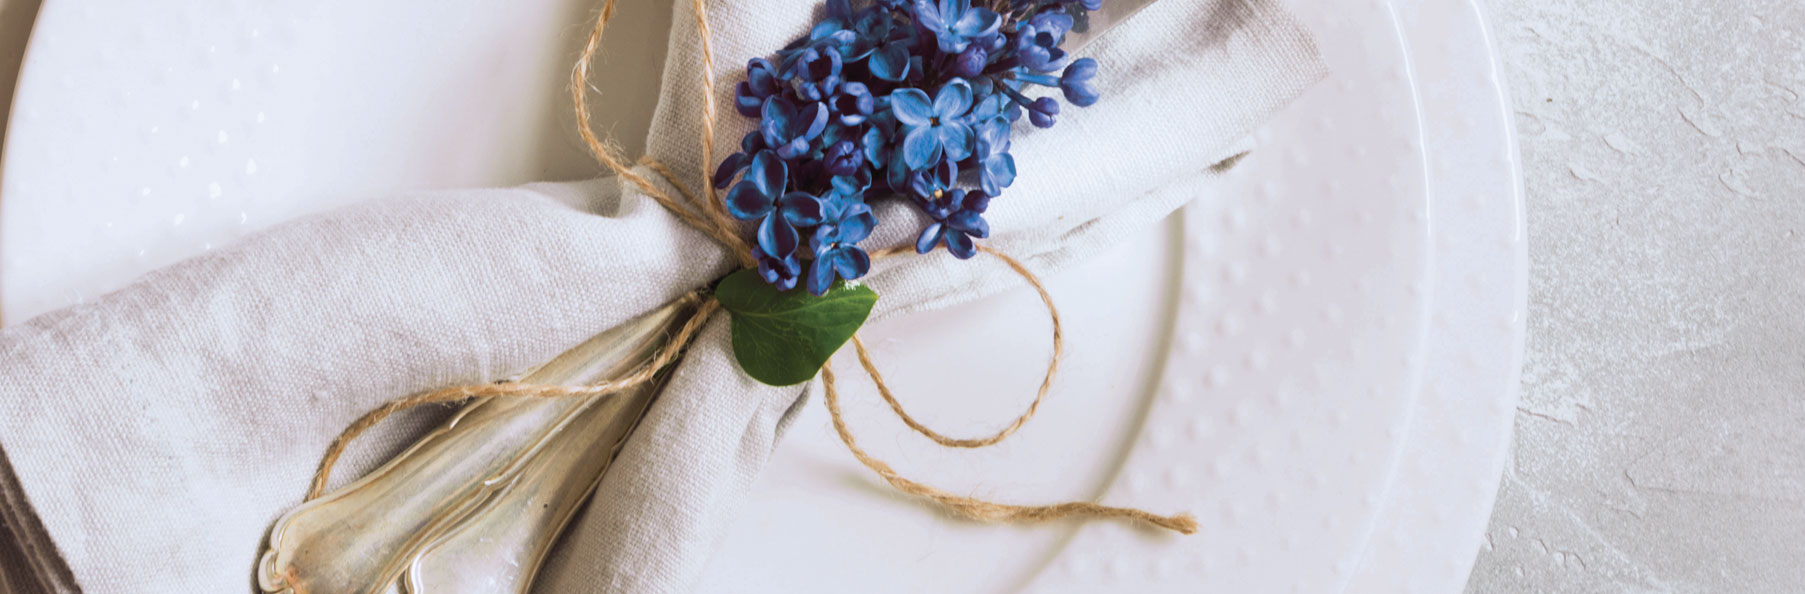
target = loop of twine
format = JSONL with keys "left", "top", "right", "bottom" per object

{"left": 304, "top": 0, "right": 1196, "bottom": 536}
{"left": 850, "top": 246, "right": 1061, "bottom": 449}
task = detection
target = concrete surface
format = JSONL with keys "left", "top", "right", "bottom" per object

{"left": 1467, "top": 0, "right": 1805, "bottom": 592}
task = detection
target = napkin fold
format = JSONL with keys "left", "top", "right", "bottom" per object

{"left": 0, "top": 0, "right": 1321, "bottom": 592}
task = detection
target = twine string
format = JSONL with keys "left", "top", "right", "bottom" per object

{"left": 849, "top": 246, "right": 1062, "bottom": 449}
{"left": 821, "top": 364, "right": 1198, "bottom": 534}
{"left": 306, "top": 296, "right": 720, "bottom": 500}
{"left": 304, "top": 0, "right": 1197, "bottom": 535}
{"left": 568, "top": 0, "right": 751, "bottom": 264}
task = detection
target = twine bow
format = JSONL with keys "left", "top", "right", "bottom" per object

{"left": 307, "top": 0, "right": 1197, "bottom": 536}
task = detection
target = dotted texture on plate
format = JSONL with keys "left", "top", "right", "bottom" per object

{"left": 1025, "top": 0, "right": 1434, "bottom": 591}
{"left": 1343, "top": 0, "right": 1526, "bottom": 593}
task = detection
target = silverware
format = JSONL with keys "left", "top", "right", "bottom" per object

{"left": 257, "top": 298, "right": 698, "bottom": 594}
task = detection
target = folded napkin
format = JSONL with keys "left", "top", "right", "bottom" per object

{"left": 0, "top": 0, "right": 1321, "bottom": 591}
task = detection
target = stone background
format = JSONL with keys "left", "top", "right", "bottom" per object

{"left": 1467, "top": 0, "right": 1804, "bottom": 592}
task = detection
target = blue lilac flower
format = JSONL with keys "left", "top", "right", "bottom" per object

{"left": 891, "top": 79, "right": 975, "bottom": 170}
{"left": 711, "top": 0, "right": 1104, "bottom": 293}
{"left": 1015, "top": 12, "right": 1074, "bottom": 72}
{"left": 753, "top": 244, "right": 804, "bottom": 291}
{"left": 725, "top": 151, "right": 827, "bottom": 258}
{"left": 824, "top": 139, "right": 862, "bottom": 176}
{"left": 1060, "top": 58, "right": 1100, "bottom": 106}
{"left": 860, "top": 113, "right": 915, "bottom": 190}
{"left": 914, "top": 0, "right": 1002, "bottom": 54}
{"left": 831, "top": 167, "right": 872, "bottom": 197}
{"left": 966, "top": 82, "right": 1020, "bottom": 123}
{"left": 971, "top": 117, "right": 1016, "bottom": 195}
{"left": 1026, "top": 96, "right": 1059, "bottom": 128}
{"left": 808, "top": 198, "right": 877, "bottom": 295}
{"left": 734, "top": 58, "right": 783, "bottom": 117}
{"left": 711, "top": 131, "right": 769, "bottom": 189}
{"left": 952, "top": 44, "right": 989, "bottom": 78}
{"left": 841, "top": 8, "right": 903, "bottom": 62}
{"left": 759, "top": 97, "right": 829, "bottom": 160}
{"left": 790, "top": 48, "right": 843, "bottom": 101}
{"left": 914, "top": 188, "right": 992, "bottom": 259}
{"left": 907, "top": 158, "right": 957, "bottom": 201}
{"left": 830, "top": 81, "right": 875, "bottom": 126}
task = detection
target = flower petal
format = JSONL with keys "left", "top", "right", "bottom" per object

{"left": 734, "top": 83, "right": 763, "bottom": 118}
{"left": 934, "top": 79, "right": 974, "bottom": 118}
{"left": 890, "top": 88, "right": 935, "bottom": 127}
{"left": 901, "top": 126, "right": 943, "bottom": 171}
{"left": 1064, "top": 82, "right": 1100, "bottom": 107}
{"left": 757, "top": 212, "right": 799, "bottom": 257}
{"left": 1031, "top": 13, "right": 1074, "bottom": 37}
{"left": 773, "top": 255, "right": 800, "bottom": 291}
{"left": 915, "top": 223, "right": 946, "bottom": 254}
{"left": 712, "top": 152, "right": 748, "bottom": 189}
{"left": 870, "top": 42, "right": 910, "bottom": 81}
{"left": 807, "top": 256, "right": 835, "bottom": 296}
{"left": 831, "top": 169, "right": 871, "bottom": 197}
{"left": 940, "top": 0, "right": 962, "bottom": 19}
{"left": 779, "top": 192, "right": 826, "bottom": 227}
{"left": 832, "top": 246, "right": 871, "bottom": 281}
{"left": 944, "top": 229, "right": 977, "bottom": 259}
{"left": 838, "top": 204, "right": 877, "bottom": 244}
{"left": 861, "top": 126, "right": 890, "bottom": 166}
{"left": 908, "top": 168, "right": 937, "bottom": 199}
{"left": 777, "top": 138, "right": 812, "bottom": 160}
{"left": 1019, "top": 45, "right": 1053, "bottom": 71}
{"left": 913, "top": 0, "right": 944, "bottom": 31}
{"left": 1065, "top": 57, "right": 1098, "bottom": 81}
{"left": 977, "top": 116, "right": 1011, "bottom": 151}
{"left": 725, "top": 181, "right": 775, "bottom": 220}
{"left": 747, "top": 150, "right": 786, "bottom": 196}
{"left": 886, "top": 148, "right": 913, "bottom": 190}
{"left": 962, "top": 188, "right": 993, "bottom": 213}
{"left": 937, "top": 122, "right": 975, "bottom": 162}
{"left": 798, "top": 102, "right": 830, "bottom": 140}
{"left": 981, "top": 152, "right": 1015, "bottom": 194}
{"left": 948, "top": 210, "right": 990, "bottom": 238}
{"left": 761, "top": 97, "right": 794, "bottom": 133}
{"left": 951, "top": 6, "right": 1000, "bottom": 39}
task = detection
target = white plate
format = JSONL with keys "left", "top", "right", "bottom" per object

{"left": 1345, "top": 1, "right": 1526, "bottom": 592}
{"left": 0, "top": 0, "right": 1481, "bottom": 591}
{"left": 700, "top": 0, "right": 1432, "bottom": 591}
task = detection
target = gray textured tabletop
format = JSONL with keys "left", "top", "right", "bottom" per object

{"left": 0, "top": 0, "right": 1797, "bottom": 592}
{"left": 1466, "top": 0, "right": 1804, "bottom": 592}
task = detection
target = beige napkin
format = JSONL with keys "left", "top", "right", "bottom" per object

{"left": 0, "top": 0, "right": 1322, "bottom": 591}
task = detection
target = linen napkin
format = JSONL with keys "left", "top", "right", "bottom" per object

{"left": 0, "top": 0, "right": 1322, "bottom": 592}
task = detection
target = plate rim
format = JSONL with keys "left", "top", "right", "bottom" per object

{"left": 1342, "top": 0, "right": 1528, "bottom": 591}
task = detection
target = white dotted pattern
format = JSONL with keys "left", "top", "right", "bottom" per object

{"left": 1025, "top": 0, "right": 1435, "bottom": 591}
{"left": 1, "top": 0, "right": 618, "bottom": 323}
{"left": 1343, "top": 1, "right": 1525, "bottom": 593}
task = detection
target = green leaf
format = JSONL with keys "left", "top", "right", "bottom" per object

{"left": 714, "top": 269, "right": 878, "bottom": 386}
